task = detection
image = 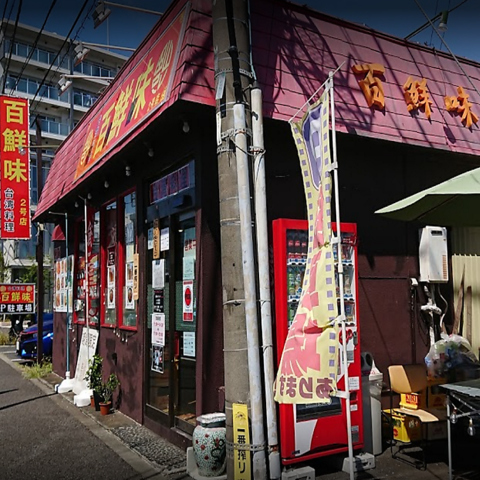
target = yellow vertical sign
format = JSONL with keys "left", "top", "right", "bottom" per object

{"left": 233, "top": 403, "right": 251, "bottom": 480}
{"left": 153, "top": 219, "right": 160, "bottom": 260}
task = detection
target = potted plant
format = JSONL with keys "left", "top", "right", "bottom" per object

{"left": 84, "top": 354, "right": 103, "bottom": 410}
{"left": 95, "top": 373, "right": 120, "bottom": 415}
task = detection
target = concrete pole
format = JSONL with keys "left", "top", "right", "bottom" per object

{"left": 213, "top": 1, "right": 266, "bottom": 478}
{"left": 35, "top": 118, "right": 44, "bottom": 364}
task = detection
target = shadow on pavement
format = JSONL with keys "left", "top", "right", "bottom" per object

{"left": 0, "top": 391, "right": 56, "bottom": 411}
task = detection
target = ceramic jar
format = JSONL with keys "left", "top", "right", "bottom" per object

{"left": 192, "top": 413, "right": 226, "bottom": 477}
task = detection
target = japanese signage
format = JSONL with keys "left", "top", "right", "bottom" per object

{"left": 74, "top": 6, "right": 187, "bottom": 181}
{"left": 233, "top": 403, "right": 251, "bottom": 480}
{"left": 0, "top": 283, "right": 35, "bottom": 314}
{"left": 352, "top": 62, "right": 478, "bottom": 128}
{"left": 183, "top": 280, "right": 194, "bottom": 322}
{"left": 0, "top": 96, "right": 30, "bottom": 239}
{"left": 72, "top": 328, "right": 99, "bottom": 395}
{"left": 150, "top": 163, "right": 191, "bottom": 203}
{"left": 54, "top": 256, "right": 73, "bottom": 312}
{"left": 275, "top": 92, "right": 339, "bottom": 404}
{"left": 151, "top": 313, "right": 165, "bottom": 346}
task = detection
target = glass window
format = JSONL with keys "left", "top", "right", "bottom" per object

{"left": 91, "top": 64, "right": 100, "bottom": 76}
{"left": 38, "top": 49, "right": 49, "bottom": 64}
{"left": 121, "top": 192, "right": 137, "bottom": 328}
{"left": 17, "top": 43, "right": 28, "bottom": 57}
{"left": 87, "top": 210, "right": 101, "bottom": 325}
{"left": 103, "top": 202, "right": 117, "bottom": 326}
{"left": 74, "top": 220, "right": 86, "bottom": 324}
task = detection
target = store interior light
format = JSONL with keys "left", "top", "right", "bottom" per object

{"left": 148, "top": 148, "right": 154, "bottom": 158}
{"left": 467, "top": 418, "right": 475, "bottom": 436}
{"left": 104, "top": 180, "right": 110, "bottom": 189}
{"left": 182, "top": 120, "right": 190, "bottom": 133}
{"left": 125, "top": 164, "right": 131, "bottom": 177}
{"left": 87, "top": 193, "right": 92, "bottom": 200}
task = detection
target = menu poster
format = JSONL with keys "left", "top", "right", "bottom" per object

{"left": 153, "top": 289, "right": 164, "bottom": 313}
{"left": 125, "top": 285, "right": 134, "bottom": 310}
{"left": 152, "top": 345, "right": 164, "bottom": 374}
{"left": 107, "top": 287, "right": 115, "bottom": 309}
{"left": 107, "top": 265, "right": 115, "bottom": 287}
{"left": 151, "top": 313, "right": 165, "bottom": 346}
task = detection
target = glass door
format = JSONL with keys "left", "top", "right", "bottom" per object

{"left": 145, "top": 211, "right": 197, "bottom": 434}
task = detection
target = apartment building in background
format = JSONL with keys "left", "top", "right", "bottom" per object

{"left": 0, "top": 19, "right": 127, "bottom": 309}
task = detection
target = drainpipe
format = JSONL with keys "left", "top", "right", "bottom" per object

{"left": 234, "top": 102, "right": 267, "bottom": 479}
{"left": 251, "top": 83, "right": 280, "bottom": 479}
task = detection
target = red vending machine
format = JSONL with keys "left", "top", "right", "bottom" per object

{"left": 272, "top": 218, "right": 364, "bottom": 464}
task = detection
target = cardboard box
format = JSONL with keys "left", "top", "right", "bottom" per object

{"left": 400, "top": 391, "right": 426, "bottom": 410}
{"left": 423, "top": 421, "right": 447, "bottom": 441}
{"left": 428, "top": 384, "right": 446, "bottom": 409}
{"left": 383, "top": 409, "right": 422, "bottom": 443}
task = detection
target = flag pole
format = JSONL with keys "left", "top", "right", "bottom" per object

{"left": 328, "top": 70, "right": 354, "bottom": 480}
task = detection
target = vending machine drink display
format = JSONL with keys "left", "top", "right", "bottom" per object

{"left": 272, "top": 218, "right": 364, "bottom": 464}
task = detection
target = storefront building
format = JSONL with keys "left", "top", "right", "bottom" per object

{"left": 35, "top": 0, "right": 480, "bottom": 450}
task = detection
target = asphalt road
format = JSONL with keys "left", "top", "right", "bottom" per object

{"left": 0, "top": 344, "right": 149, "bottom": 480}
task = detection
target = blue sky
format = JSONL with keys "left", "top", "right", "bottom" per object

{"left": 8, "top": 0, "right": 480, "bottom": 62}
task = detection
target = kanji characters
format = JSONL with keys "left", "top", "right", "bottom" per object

{"left": 351, "top": 63, "right": 386, "bottom": 109}
{"left": 403, "top": 76, "right": 433, "bottom": 119}
{"left": 445, "top": 86, "right": 479, "bottom": 128}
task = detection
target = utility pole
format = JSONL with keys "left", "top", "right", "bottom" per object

{"left": 35, "top": 118, "right": 44, "bottom": 364}
{"left": 213, "top": 1, "right": 267, "bottom": 478}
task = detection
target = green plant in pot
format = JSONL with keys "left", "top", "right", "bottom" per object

{"left": 95, "top": 373, "right": 120, "bottom": 415}
{"left": 84, "top": 354, "right": 103, "bottom": 410}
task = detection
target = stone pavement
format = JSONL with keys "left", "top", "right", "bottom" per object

{"left": 3, "top": 342, "right": 479, "bottom": 480}
{"left": 39, "top": 370, "right": 192, "bottom": 480}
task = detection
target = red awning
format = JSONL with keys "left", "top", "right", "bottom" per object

{"left": 52, "top": 224, "right": 65, "bottom": 241}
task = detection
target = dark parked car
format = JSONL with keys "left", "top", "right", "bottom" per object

{"left": 16, "top": 313, "right": 54, "bottom": 359}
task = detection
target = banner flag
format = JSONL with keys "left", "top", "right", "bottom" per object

{"left": 274, "top": 92, "right": 339, "bottom": 404}
{"left": 0, "top": 96, "right": 31, "bottom": 239}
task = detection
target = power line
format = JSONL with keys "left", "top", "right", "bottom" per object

{"left": 29, "top": 0, "right": 91, "bottom": 121}
{"left": 2, "top": 0, "right": 22, "bottom": 93}
{"left": 8, "top": 0, "right": 58, "bottom": 95}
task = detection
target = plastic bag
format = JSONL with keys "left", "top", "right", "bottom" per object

{"left": 425, "top": 334, "right": 479, "bottom": 378}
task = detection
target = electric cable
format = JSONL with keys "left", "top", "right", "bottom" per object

{"left": 2, "top": 0, "right": 22, "bottom": 93}
{"left": 28, "top": 0, "right": 98, "bottom": 121}
{"left": 8, "top": 0, "right": 58, "bottom": 95}
{"left": 28, "top": 0, "right": 91, "bottom": 123}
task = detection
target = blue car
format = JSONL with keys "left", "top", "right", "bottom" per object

{"left": 16, "top": 313, "right": 54, "bottom": 359}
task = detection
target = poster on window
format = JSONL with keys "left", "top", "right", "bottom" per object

{"left": 153, "top": 289, "right": 164, "bottom": 313}
{"left": 107, "top": 265, "right": 115, "bottom": 287}
{"left": 151, "top": 344, "right": 164, "bottom": 374}
{"left": 125, "top": 260, "right": 134, "bottom": 310}
{"left": 151, "top": 313, "right": 165, "bottom": 346}
{"left": 107, "top": 287, "right": 115, "bottom": 309}
{"left": 183, "top": 331, "right": 195, "bottom": 357}
{"left": 183, "top": 280, "right": 194, "bottom": 322}
{"left": 152, "top": 259, "right": 165, "bottom": 289}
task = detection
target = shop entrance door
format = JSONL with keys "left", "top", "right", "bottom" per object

{"left": 145, "top": 211, "right": 197, "bottom": 434}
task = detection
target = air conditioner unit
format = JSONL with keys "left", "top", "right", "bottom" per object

{"left": 419, "top": 226, "right": 448, "bottom": 283}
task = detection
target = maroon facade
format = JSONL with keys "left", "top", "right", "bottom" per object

{"left": 40, "top": 0, "right": 480, "bottom": 450}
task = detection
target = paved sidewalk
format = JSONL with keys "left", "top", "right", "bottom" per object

{"left": 3, "top": 346, "right": 479, "bottom": 480}
{"left": 38, "top": 370, "right": 192, "bottom": 480}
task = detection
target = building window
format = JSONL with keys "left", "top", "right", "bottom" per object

{"left": 102, "top": 201, "right": 117, "bottom": 326}
{"left": 6, "top": 74, "right": 59, "bottom": 101}
{"left": 74, "top": 60, "right": 115, "bottom": 78}
{"left": 73, "top": 90, "right": 98, "bottom": 108}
